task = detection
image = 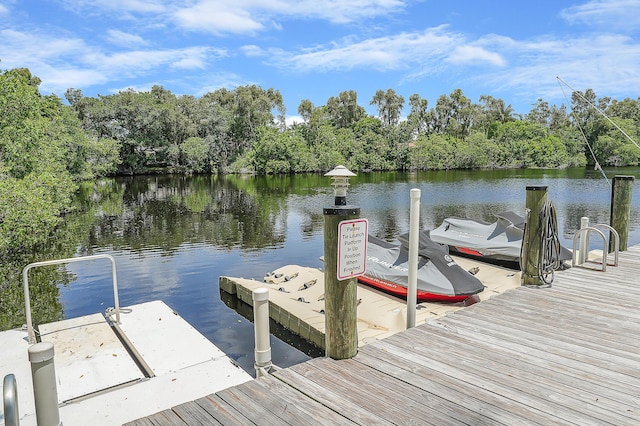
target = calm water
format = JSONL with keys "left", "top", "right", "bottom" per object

{"left": 60, "top": 167, "right": 640, "bottom": 375}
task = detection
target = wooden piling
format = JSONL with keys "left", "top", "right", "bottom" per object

{"left": 609, "top": 175, "right": 634, "bottom": 252}
{"left": 521, "top": 186, "right": 548, "bottom": 286}
{"left": 323, "top": 205, "right": 359, "bottom": 359}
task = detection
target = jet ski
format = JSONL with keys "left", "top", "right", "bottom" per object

{"left": 359, "top": 233, "right": 485, "bottom": 303}
{"left": 429, "top": 211, "right": 572, "bottom": 268}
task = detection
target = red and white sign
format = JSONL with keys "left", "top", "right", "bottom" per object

{"left": 337, "top": 218, "right": 368, "bottom": 280}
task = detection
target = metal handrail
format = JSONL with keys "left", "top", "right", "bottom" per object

{"left": 2, "top": 374, "right": 20, "bottom": 426}
{"left": 22, "top": 254, "right": 120, "bottom": 344}
{"left": 593, "top": 223, "right": 620, "bottom": 267}
{"left": 572, "top": 224, "right": 620, "bottom": 271}
{"left": 3, "top": 374, "right": 19, "bottom": 426}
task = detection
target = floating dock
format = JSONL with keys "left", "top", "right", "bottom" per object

{"left": 0, "top": 300, "right": 251, "bottom": 426}
{"left": 131, "top": 244, "right": 640, "bottom": 425}
{"left": 220, "top": 255, "right": 522, "bottom": 349}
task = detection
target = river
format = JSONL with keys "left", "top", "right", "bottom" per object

{"left": 54, "top": 167, "right": 640, "bottom": 374}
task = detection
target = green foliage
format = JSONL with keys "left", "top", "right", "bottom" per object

{"left": 181, "top": 137, "right": 210, "bottom": 173}
{"left": 593, "top": 118, "right": 640, "bottom": 166}
{"left": 9, "top": 64, "right": 640, "bottom": 179}
{"left": 370, "top": 88, "right": 405, "bottom": 127}
{"left": 308, "top": 124, "right": 347, "bottom": 171}
{"left": 0, "top": 67, "right": 85, "bottom": 256}
{"left": 252, "top": 127, "right": 317, "bottom": 174}
{"left": 0, "top": 67, "right": 100, "bottom": 330}
{"left": 326, "top": 90, "right": 366, "bottom": 129}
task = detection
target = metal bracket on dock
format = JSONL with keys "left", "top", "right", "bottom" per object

{"left": 572, "top": 224, "right": 619, "bottom": 271}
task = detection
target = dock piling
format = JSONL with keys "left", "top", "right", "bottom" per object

{"left": 610, "top": 175, "right": 634, "bottom": 251}
{"left": 521, "top": 186, "right": 549, "bottom": 287}
{"left": 324, "top": 166, "right": 359, "bottom": 360}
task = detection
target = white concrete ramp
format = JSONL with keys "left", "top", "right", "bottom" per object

{"left": 1, "top": 300, "right": 252, "bottom": 426}
{"left": 116, "top": 300, "right": 231, "bottom": 376}
{"left": 39, "top": 313, "right": 144, "bottom": 402}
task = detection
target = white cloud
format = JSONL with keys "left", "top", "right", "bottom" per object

{"left": 445, "top": 45, "right": 506, "bottom": 67}
{"left": 469, "top": 33, "right": 640, "bottom": 107}
{"left": 106, "top": 30, "right": 148, "bottom": 47}
{"left": 240, "top": 45, "right": 266, "bottom": 57}
{"left": 171, "top": 0, "right": 407, "bottom": 35}
{"left": 0, "top": 29, "right": 86, "bottom": 60}
{"left": 268, "top": 0, "right": 406, "bottom": 24}
{"left": 42, "top": 68, "right": 109, "bottom": 93}
{"left": 192, "top": 72, "right": 251, "bottom": 96}
{"left": 172, "top": 47, "right": 219, "bottom": 70}
{"left": 275, "top": 26, "right": 463, "bottom": 73}
{"left": 0, "top": 28, "right": 223, "bottom": 94}
{"left": 286, "top": 115, "right": 303, "bottom": 127}
{"left": 82, "top": 47, "right": 215, "bottom": 75}
{"left": 59, "top": 0, "right": 166, "bottom": 15}
{"left": 173, "top": 2, "right": 265, "bottom": 35}
{"left": 560, "top": 0, "right": 640, "bottom": 31}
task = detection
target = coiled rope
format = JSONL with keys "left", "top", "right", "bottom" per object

{"left": 520, "top": 200, "right": 563, "bottom": 285}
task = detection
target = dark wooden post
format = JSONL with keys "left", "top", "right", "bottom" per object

{"left": 324, "top": 207, "right": 359, "bottom": 359}
{"left": 521, "top": 186, "right": 548, "bottom": 286}
{"left": 323, "top": 166, "right": 359, "bottom": 359}
{"left": 610, "top": 175, "right": 634, "bottom": 252}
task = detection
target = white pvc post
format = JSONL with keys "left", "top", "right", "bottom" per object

{"left": 578, "top": 217, "right": 589, "bottom": 265}
{"left": 252, "top": 288, "right": 272, "bottom": 378}
{"left": 29, "top": 342, "right": 61, "bottom": 426}
{"left": 407, "top": 188, "right": 421, "bottom": 329}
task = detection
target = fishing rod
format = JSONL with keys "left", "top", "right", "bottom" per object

{"left": 557, "top": 76, "right": 640, "bottom": 151}
{"left": 556, "top": 77, "right": 608, "bottom": 184}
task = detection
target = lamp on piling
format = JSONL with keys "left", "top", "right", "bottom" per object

{"left": 325, "top": 165, "right": 356, "bottom": 206}
{"left": 323, "top": 164, "right": 360, "bottom": 360}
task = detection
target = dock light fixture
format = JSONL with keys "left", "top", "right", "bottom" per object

{"left": 325, "top": 165, "right": 356, "bottom": 206}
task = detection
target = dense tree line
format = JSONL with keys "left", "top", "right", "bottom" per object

{"left": 62, "top": 82, "right": 640, "bottom": 176}
{"left": 2, "top": 64, "right": 640, "bottom": 260}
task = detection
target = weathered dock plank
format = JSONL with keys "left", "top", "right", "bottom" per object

{"left": 194, "top": 395, "right": 252, "bottom": 425}
{"left": 399, "top": 325, "right": 637, "bottom": 422}
{"left": 264, "top": 365, "right": 391, "bottom": 425}
{"left": 286, "top": 357, "right": 468, "bottom": 426}
{"left": 132, "top": 244, "right": 640, "bottom": 425}
{"left": 373, "top": 327, "right": 636, "bottom": 425}
{"left": 246, "top": 374, "right": 359, "bottom": 425}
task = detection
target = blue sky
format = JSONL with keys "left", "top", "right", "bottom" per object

{"left": 1, "top": 0, "right": 639, "bottom": 123}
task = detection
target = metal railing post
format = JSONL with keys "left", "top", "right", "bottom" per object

{"left": 572, "top": 224, "right": 619, "bottom": 271}
{"left": 3, "top": 374, "right": 19, "bottom": 426}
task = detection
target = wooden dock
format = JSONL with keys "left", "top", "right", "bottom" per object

{"left": 127, "top": 245, "right": 640, "bottom": 425}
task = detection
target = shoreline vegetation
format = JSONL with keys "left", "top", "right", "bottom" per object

{"left": 1, "top": 64, "right": 639, "bottom": 329}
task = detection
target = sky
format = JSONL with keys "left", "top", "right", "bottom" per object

{"left": 1, "top": 0, "right": 640, "bottom": 123}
